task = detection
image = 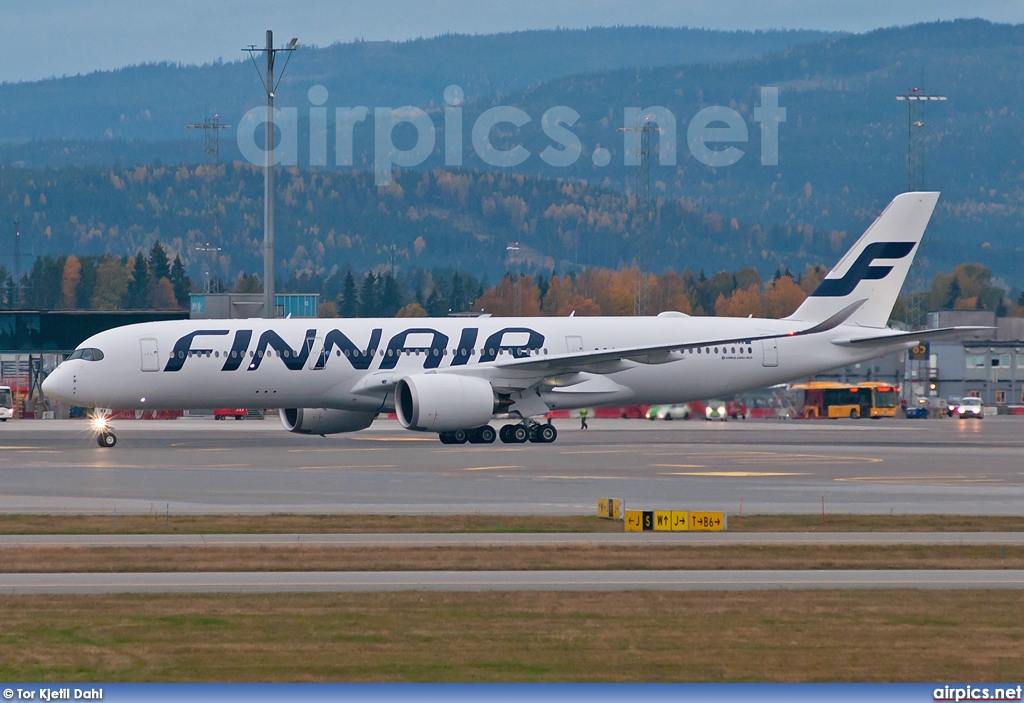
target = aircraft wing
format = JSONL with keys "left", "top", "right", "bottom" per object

{"left": 454, "top": 298, "right": 864, "bottom": 382}
{"left": 831, "top": 326, "right": 994, "bottom": 347}
{"left": 350, "top": 301, "right": 866, "bottom": 396}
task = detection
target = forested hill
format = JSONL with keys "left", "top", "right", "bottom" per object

{"left": 3, "top": 21, "right": 1024, "bottom": 286}
{"left": 0, "top": 26, "right": 831, "bottom": 144}
{"left": 451, "top": 19, "right": 1024, "bottom": 290}
{"left": 2, "top": 162, "right": 1021, "bottom": 290}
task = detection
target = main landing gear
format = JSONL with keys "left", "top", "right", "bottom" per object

{"left": 438, "top": 420, "right": 557, "bottom": 445}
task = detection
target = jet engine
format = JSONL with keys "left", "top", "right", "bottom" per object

{"left": 396, "top": 374, "right": 497, "bottom": 432}
{"left": 279, "top": 408, "right": 375, "bottom": 435}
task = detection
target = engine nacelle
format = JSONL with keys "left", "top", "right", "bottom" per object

{"left": 279, "top": 408, "right": 375, "bottom": 435}
{"left": 396, "top": 374, "right": 496, "bottom": 432}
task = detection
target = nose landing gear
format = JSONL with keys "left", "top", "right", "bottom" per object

{"left": 97, "top": 430, "right": 117, "bottom": 448}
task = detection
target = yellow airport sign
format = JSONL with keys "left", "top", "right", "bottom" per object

{"left": 624, "top": 509, "right": 725, "bottom": 531}
{"left": 671, "top": 511, "right": 689, "bottom": 531}
{"left": 689, "top": 511, "right": 726, "bottom": 531}
{"left": 597, "top": 498, "right": 623, "bottom": 520}
{"left": 625, "top": 510, "right": 644, "bottom": 531}
{"left": 653, "top": 510, "right": 673, "bottom": 531}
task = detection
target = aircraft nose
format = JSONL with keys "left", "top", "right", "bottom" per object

{"left": 41, "top": 367, "right": 70, "bottom": 401}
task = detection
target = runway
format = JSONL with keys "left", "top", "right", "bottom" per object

{"left": 4, "top": 532, "right": 1024, "bottom": 547}
{"left": 3, "top": 569, "right": 1023, "bottom": 594}
{"left": 1, "top": 416, "right": 1022, "bottom": 515}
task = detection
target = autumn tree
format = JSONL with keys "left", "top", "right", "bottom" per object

{"left": 61, "top": 256, "right": 82, "bottom": 310}
{"left": 474, "top": 274, "right": 541, "bottom": 316}
{"left": 540, "top": 274, "right": 574, "bottom": 315}
{"left": 91, "top": 256, "right": 130, "bottom": 310}
{"left": 148, "top": 277, "right": 178, "bottom": 309}
{"left": 318, "top": 301, "right": 339, "bottom": 318}
{"left": 396, "top": 302, "right": 428, "bottom": 317}
{"left": 715, "top": 284, "right": 764, "bottom": 317}
{"left": 556, "top": 294, "right": 602, "bottom": 316}
{"left": 762, "top": 275, "right": 806, "bottom": 318}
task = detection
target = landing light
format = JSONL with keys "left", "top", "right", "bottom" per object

{"left": 92, "top": 415, "right": 108, "bottom": 431}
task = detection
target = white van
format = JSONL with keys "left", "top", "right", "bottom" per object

{"left": 0, "top": 386, "right": 13, "bottom": 421}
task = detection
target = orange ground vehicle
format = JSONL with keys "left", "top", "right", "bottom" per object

{"left": 791, "top": 382, "right": 900, "bottom": 419}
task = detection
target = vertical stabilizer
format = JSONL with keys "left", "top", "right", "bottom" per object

{"left": 787, "top": 192, "right": 939, "bottom": 328}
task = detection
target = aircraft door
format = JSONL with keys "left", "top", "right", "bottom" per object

{"left": 761, "top": 339, "right": 779, "bottom": 367}
{"left": 140, "top": 338, "right": 160, "bottom": 372}
{"left": 307, "top": 337, "right": 324, "bottom": 370}
{"left": 566, "top": 336, "right": 583, "bottom": 353}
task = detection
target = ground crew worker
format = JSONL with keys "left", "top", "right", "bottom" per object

{"left": 579, "top": 407, "right": 589, "bottom": 430}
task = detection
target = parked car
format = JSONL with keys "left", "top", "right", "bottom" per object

{"left": 704, "top": 400, "right": 729, "bottom": 421}
{"left": 954, "top": 397, "right": 984, "bottom": 419}
{"left": 945, "top": 397, "right": 962, "bottom": 417}
{"left": 646, "top": 404, "right": 693, "bottom": 421}
{"left": 725, "top": 400, "right": 748, "bottom": 419}
{"left": 214, "top": 408, "right": 248, "bottom": 420}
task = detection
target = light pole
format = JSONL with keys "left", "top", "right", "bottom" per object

{"left": 506, "top": 243, "right": 521, "bottom": 317}
{"left": 895, "top": 88, "right": 947, "bottom": 192}
{"left": 244, "top": 31, "right": 297, "bottom": 318}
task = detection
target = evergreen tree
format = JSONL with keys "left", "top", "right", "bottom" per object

{"left": 236, "top": 273, "right": 262, "bottom": 294}
{"left": 380, "top": 273, "right": 401, "bottom": 316}
{"left": 170, "top": 255, "right": 190, "bottom": 309}
{"left": 359, "top": 272, "right": 378, "bottom": 317}
{"left": 450, "top": 273, "right": 466, "bottom": 313}
{"left": 148, "top": 242, "right": 171, "bottom": 282}
{"left": 946, "top": 278, "right": 961, "bottom": 309}
{"left": 426, "top": 275, "right": 447, "bottom": 316}
{"left": 340, "top": 270, "right": 358, "bottom": 317}
{"left": 126, "top": 251, "right": 150, "bottom": 309}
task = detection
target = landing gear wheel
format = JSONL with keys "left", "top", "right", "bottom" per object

{"left": 538, "top": 423, "right": 557, "bottom": 443}
{"left": 450, "top": 428, "right": 469, "bottom": 444}
{"left": 510, "top": 425, "right": 528, "bottom": 443}
{"left": 469, "top": 425, "right": 496, "bottom": 444}
{"left": 97, "top": 432, "right": 117, "bottom": 448}
{"left": 439, "top": 432, "right": 452, "bottom": 444}
{"left": 499, "top": 425, "right": 512, "bottom": 443}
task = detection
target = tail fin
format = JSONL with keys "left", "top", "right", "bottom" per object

{"left": 787, "top": 191, "right": 939, "bottom": 328}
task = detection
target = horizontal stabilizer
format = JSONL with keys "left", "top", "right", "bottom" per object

{"left": 832, "top": 326, "right": 994, "bottom": 347}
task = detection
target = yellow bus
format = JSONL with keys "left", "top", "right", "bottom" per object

{"left": 790, "top": 381, "right": 901, "bottom": 419}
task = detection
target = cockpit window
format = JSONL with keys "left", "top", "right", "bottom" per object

{"left": 67, "top": 348, "right": 104, "bottom": 361}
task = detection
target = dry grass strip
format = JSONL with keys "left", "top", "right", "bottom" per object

{"left": 1, "top": 545, "right": 1023, "bottom": 573}
{"left": 0, "top": 590, "right": 1022, "bottom": 682}
{"left": 1, "top": 513, "right": 1023, "bottom": 535}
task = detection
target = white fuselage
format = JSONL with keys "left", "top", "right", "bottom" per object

{"left": 42, "top": 315, "right": 908, "bottom": 417}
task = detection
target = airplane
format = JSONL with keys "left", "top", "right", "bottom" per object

{"left": 42, "top": 191, "right": 983, "bottom": 448}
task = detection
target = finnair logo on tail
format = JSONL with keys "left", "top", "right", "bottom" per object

{"left": 811, "top": 242, "right": 916, "bottom": 298}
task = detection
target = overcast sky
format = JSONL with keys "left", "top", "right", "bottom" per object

{"left": 2, "top": 0, "right": 1022, "bottom": 83}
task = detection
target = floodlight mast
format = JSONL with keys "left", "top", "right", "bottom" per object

{"left": 895, "top": 88, "right": 947, "bottom": 192}
{"left": 243, "top": 31, "right": 298, "bottom": 318}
